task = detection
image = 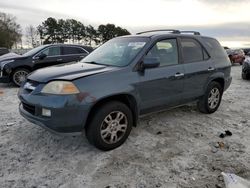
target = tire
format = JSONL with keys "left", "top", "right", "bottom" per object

{"left": 12, "top": 68, "right": 30, "bottom": 87}
{"left": 242, "top": 72, "right": 247, "bottom": 80}
{"left": 242, "top": 72, "right": 250, "bottom": 80}
{"left": 197, "top": 81, "right": 223, "bottom": 114}
{"left": 86, "top": 101, "right": 133, "bottom": 151}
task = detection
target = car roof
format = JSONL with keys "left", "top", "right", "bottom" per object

{"left": 45, "top": 44, "right": 93, "bottom": 52}
{"left": 119, "top": 30, "right": 210, "bottom": 40}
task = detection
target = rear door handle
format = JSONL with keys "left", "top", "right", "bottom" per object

{"left": 174, "top": 72, "right": 185, "bottom": 78}
{"left": 208, "top": 67, "right": 215, "bottom": 71}
{"left": 57, "top": 59, "right": 63, "bottom": 62}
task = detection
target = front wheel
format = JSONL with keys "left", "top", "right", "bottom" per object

{"left": 12, "top": 68, "right": 30, "bottom": 87}
{"left": 197, "top": 81, "right": 223, "bottom": 114}
{"left": 86, "top": 101, "right": 133, "bottom": 151}
{"left": 242, "top": 72, "right": 250, "bottom": 80}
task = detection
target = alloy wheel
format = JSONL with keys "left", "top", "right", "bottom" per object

{"left": 13, "top": 70, "right": 29, "bottom": 86}
{"left": 100, "top": 111, "right": 128, "bottom": 144}
{"left": 208, "top": 88, "right": 220, "bottom": 109}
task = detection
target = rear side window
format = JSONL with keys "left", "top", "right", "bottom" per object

{"left": 146, "top": 39, "right": 179, "bottom": 66}
{"left": 180, "top": 38, "right": 208, "bottom": 63}
{"left": 63, "top": 47, "right": 86, "bottom": 55}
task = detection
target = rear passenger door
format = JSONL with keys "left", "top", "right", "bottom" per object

{"left": 62, "top": 46, "right": 89, "bottom": 63}
{"left": 138, "top": 38, "right": 185, "bottom": 113}
{"left": 180, "top": 37, "right": 215, "bottom": 101}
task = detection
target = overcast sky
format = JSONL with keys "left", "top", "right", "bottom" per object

{"left": 1, "top": 0, "right": 250, "bottom": 47}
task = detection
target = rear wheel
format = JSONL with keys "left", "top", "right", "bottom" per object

{"left": 12, "top": 68, "right": 30, "bottom": 86}
{"left": 86, "top": 101, "right": 133, "bottom": 151}
{"left": 197, "top": 81, "right": 223, "bottom": 114}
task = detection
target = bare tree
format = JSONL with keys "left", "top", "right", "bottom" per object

{"left": 0, "top": 12, "right": 22, "bottom": 48}
{"left": 25, "top": 25, "right": 39, "bottom": 48}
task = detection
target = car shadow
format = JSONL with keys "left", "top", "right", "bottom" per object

{"left": 0, "top": 83, "right": 17, "bottom": 89}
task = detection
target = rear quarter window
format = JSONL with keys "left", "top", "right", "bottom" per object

{"left": 202, "top": 38, "right": 228, "bottom": 59}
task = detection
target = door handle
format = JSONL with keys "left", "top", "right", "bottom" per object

{"left": 57, "top": 59, "right": 63, "bottom": 61}
{"left": 208, "top": 67, "right": 215, "bottom": 71}
{"left": 174, "top": 72, "right": 185, "bottom": 78}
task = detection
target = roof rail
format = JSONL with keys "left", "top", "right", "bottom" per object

{"left": 180, "top": 31, "right": 200, "bottom": 35}
{"left": 136, "top": 29, "right": 181, "bottom": 35}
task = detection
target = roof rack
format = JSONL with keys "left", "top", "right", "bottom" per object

{"left": 136, "top": 29, "right": 201, "bottom": 35}
{"left": 180, "top": 31, "right": 200, "bottom": 35}
{"left": 136, "top": 29, "right": 181, "bottom": 35}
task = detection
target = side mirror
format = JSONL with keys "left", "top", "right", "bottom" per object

{"left": 142, "top": 56, "right": 160, "bottom": 69}
{"left": 37, "top": 53, "right": 47, "bottom": 60}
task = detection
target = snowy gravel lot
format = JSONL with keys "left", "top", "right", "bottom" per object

{"left": 0, "top": 65, "right": 249, "bottom": 188}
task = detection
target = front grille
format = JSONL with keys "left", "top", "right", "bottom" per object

{"left": 22, "top": 102, "right": 35, "bottom": 115}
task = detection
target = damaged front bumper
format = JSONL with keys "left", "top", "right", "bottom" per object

{"left": 18, "top": 85, "right": 92, "bottom": 135}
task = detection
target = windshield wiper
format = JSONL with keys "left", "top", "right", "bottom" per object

{"left": 82, "top": 61, "right": 111, "bottom": 66}
{"left": 82, "top": 61, "right": 102, "bottom": 65}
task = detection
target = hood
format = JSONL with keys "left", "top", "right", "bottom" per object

{"left": 0, "top": 53, "right": 28, "bottom": 67}
{"left": 28, "top": 62, "right": 118, "bottom": 83}
{"left": 0, "top": 52, "right": 22, "bottom": 62}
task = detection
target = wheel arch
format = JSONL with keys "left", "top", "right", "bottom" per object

{"left": 12, "top": 66, "right": 32, "bottom": 73}
{"left": 211, "top": 77, "right": 225, "bottom": 90}
{"left": 205, "top": 74, "right": 225, "bottom": 93}
{"left": 85, "top": 93, "right": 139, "bottom": 129}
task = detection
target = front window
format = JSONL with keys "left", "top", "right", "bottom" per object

{"left": 23, "top": 45, "right": 49, "bottom": 57}
{"left": 40, "top": 47, "right": 61, "bottom": 56}
{"left": 82, "top": 37, "right": 149, "bottom": 67}
{"left": 145, "top": 39, "right": 179, "bottom": 66}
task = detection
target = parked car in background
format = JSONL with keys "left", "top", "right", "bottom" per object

{"left": 226, "top": 48, "right": 245, "bottom": 65}
{"left": 0, "top": 47, "right": 9, "bottom": 56}
{"left": 18, "top": 30, "right": 232, "bottom": 151}
{"left": 0, "top": 44, "right": 93, "bottom": 86}
{"left": 242, "top": 48, "right": 250, "bottom": 57}
{"left": 242, "top": 57, "right": 250, "bottom": 80}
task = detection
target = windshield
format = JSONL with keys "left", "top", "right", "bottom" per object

{"left": 82, "top": 37, "right": 149, "bottom": 67}
{"left": 23, "top": 45, "right": 48, "bottom": 57}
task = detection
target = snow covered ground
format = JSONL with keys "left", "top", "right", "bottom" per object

{"left": 0, "top": 65, "right": 249, "bottom": 188}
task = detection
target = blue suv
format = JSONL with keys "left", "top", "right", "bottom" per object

{"left": 18, "top": 30, "right": 232, "bottom": 150}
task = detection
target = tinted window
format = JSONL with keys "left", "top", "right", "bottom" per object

{"left": 63, "top": 47, "right": 86, "bottom": 55}
{"left": 23, "top": 45, "right": 49, "bottom": 57}
{"left": 181, "top": 38, "right": 204, "bottom": 63}
{"left": 146, "top": 39, "right": 178, "bottom": 66}
{"left": 42, "top": 47, "right": 61, "bottom": 56}
{"left": 203, "top": 37, "right": 227, "bottom": 59}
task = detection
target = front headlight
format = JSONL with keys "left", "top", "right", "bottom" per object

{"left": 1, "top": 60, "right": 14, "bottom": 69}
{"left": 41, "top": 81, "right": 80, "bottom": 95}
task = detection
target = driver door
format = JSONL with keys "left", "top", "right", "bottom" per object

{"left": 137, "top": 38, "right": 185, "bottom": 114}
{"left": 33, "top": 46, "right": 62, "bottom": 70}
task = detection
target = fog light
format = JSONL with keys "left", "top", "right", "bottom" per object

{"left": 42, "top": 108, "right": 51, "bottom": 117}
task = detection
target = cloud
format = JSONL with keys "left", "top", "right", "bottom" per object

{"left": 1, "top": 0, "right": 250, "bottom": 47}
{"left": 0, "top": 1, "right": 94, "bottom": 28}
{"left": 197, "top": 0, "right": 248, "bottom": 4}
